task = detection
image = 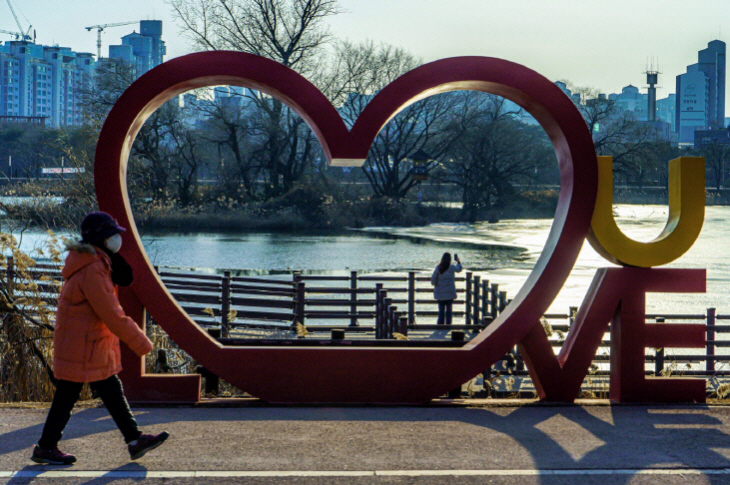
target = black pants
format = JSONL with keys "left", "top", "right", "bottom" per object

{"left": 437, "top": 299, "right": 454, "bottom": 325}
{"left": 38, "top": 375, "right": 142, "bottom": 450}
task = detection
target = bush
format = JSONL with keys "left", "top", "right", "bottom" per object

{"left": 261, "top": 185, "right": 330, "bottom": 225}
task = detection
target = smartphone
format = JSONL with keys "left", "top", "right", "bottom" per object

{"left": 454, "top": 253, "right": 458, "bottom": 260}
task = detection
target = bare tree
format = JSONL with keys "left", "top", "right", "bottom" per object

{"left": 196, "top": 99, "right": 261, "bottom": 200}
{"left": 79, "top": 61, "right": 138, "bottom": 129}
{"left": 699, "top": 141, "right": 730, "bottom": 190}
{"left": 79, "top": 59, "right": 191, "bottom": 202}
{"left": 329, "top": 41, "right": 453, "bottom": 199}
{"left": 559, "top": 82, "right": 665, "bottom": 186}
{"left": 167, "top": 117, "right": 212, "bottom": 206}
{"left": 0, "top": 123, "right": 59, "bottom": 180}
{"left": 440, "top": 93, "right": 554, "bottom": 221}
{"left": 168, "top": 0, "right": 339, "bottom": 71}
{"left": 168, "top": 0, "right": 344, "bottom": 198}
{"left": 131, "top": 103, "right": 179, "bottom": 200}
{"left": 323, "top": 40, "right": 421, "bottom": 109}
{"left": 359, "top": 93, "right": 460, "bottom": 199}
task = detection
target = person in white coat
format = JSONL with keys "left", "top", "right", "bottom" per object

{"left": 431, "top": 252, "right": 462, "bottom": 325}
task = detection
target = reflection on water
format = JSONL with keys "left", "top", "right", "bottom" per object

{"left": 6, "top": 205, "right": 729, "bottom": 314}
{"left": 139, "top": 204, "right": 730, "bottom": 315}
{"left": 141, "top": 228, "right": 523, "bottom": 274}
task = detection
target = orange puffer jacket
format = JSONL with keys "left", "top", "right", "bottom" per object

{"left": 53, "top": 241, "right": 153, "bottom": 383}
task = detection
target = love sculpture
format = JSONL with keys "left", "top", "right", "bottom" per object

{"left": 95, "top": 52, "right": 707, "bottom": 404}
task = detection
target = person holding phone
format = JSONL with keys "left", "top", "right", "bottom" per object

{"left": 430, "top": 252, "right": 463, "bottom": 325}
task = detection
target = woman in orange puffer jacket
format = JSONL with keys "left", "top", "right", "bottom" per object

{"left": 32, "top": 212, "right": 169, "bottom": 465}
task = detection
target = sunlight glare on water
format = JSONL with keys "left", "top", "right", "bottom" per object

{"left": 8, "top": 204, "right": 727, "bottom": 316}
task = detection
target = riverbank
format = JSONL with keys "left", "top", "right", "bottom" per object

{"left": 4, "top": 179, "right": 730, "bottom": 231}
{"left": 0, "top": 184, "right": 560, "bottom": 231}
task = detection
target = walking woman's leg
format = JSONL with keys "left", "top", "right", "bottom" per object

{"left": 437, "top": 300, "right": 445, "bottom": 325}
{"left": 445, "top": 300, "right": 453, "bottom": 325}
{"left": 38, "top": 380, "right": 84, "bottom": 450}
{"left": 90, "top": 375, "right": 142, "bottom": 444}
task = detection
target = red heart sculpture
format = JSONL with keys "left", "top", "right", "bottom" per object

{"left": 95, "top": 52, "right": 596, "bottom": 403}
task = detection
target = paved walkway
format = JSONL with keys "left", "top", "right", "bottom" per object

{"left": 2, "top": 401, "right": 730, "bottom": 484}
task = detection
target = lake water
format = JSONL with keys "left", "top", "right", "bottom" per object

{"left": 5, "top": 204, "right": 729, "bottom": 315}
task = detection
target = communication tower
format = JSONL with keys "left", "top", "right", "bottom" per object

{"left": 645, "top": 57, "right": 661, "bottom": 122}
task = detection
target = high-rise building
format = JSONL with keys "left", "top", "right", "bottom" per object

{"left": 675, "top": 40, "right": 726, "bottom": 146}
{"left": 0, "top": 20, "right": 166, "bottom": 127}
{"left": 0, "top": 41, "right": 95, "bottom": 126}
{"left": 614, "top": 85, "right": 648, "bottom": 120}
{"left": 657, "top": 94, "right": 676, "bottom": 131}
{"left": 554, "top": 81, "right": 581, "bottom": 104}
{"left": 108, "top": 20, "right": 166, "bottom": 77}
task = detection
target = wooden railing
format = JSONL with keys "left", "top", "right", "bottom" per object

{"left": 156, "top": 269, "right": 299, "bottom": 337}
{"left": 4, "top": 259, "right": 730, "bottom": 379}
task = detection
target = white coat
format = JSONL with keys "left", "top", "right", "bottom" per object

{"left": 431, "top": 263, "right": 463, "bottom": 301}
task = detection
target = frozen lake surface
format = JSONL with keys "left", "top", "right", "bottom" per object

{"left": 6, "top": 204, "right": 728, "bottom": 315}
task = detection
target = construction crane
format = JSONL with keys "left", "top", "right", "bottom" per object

{"left": 4, "top": 0, "right": 32, "bottom": 41}
{"left": 85, "top": 21, "right": 137, "bottom": 59}
{"left": 0, "top": 28, "right": 23, "bottom": 40}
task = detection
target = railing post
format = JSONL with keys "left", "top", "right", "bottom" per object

{"left": 707, "top": 308, "right": 716, "bottom": 373}
{"left": 399, "top": 316, "right": 408, "bottom": 336}
{"left": 388, "top": 307, "right": 397, "bottom": 339}
{"left": 491, "top": 283, "right": 499, "bottom": 318}
{"left": 499, "top": 291, "right": 508, "bottom": 312}
{"left": 198, "top": 328, "right": 222, "bottom": 395}
{"left": 384, "top": 297, "right": 393, "bottom": 339}
{"left": 296, "top": 282, "right": 305, "bottom": 325}
{"left": 156, "top": 349, "right": 170, "bottom": 373}
{"left": 350, "top": 271, "right": 358, "bottom": 327}
{"left": 220, "top": 271, "right": 231, "bottom": 338}
{"left": 465, "top": 272, "right": 473, "bottom": 325}
{"left": 655, "top": 316, "right": 665, "bottom": 375}
{"left": 515, "top": 346, "right": 525, "bottom": 371}
{"left": 569, "top": 306, "right": 578, "bottom": 327}
{"left": 375, "top": 283, "right": 383, "bottom": 339}
{"left": 447, "top": 330, "right": 466, "bottom": 398}
{"left": 481, "top": 280, "right": 489, "bottom": 326}
{"left": 408, "top": 271, "right": 416, "bottom": 325}
{"left": 472, "top": 275, "right": 481, "bottom": 326}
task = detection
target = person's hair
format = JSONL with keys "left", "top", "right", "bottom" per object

{"left": 438, "top": 252, "right": 451, "bottom": 274}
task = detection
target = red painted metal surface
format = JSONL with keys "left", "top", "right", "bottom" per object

{"left": 117, "top": 287, "right": 201, "bottom": 403}
{"left": 520, "top": 268, "right": 706, "bottom": 403}
{"left": 95, "top": 52, "right": 597, "bottom": 403}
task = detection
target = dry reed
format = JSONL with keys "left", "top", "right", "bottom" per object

{"left": 0, "top": 231, "right": 96, "bottom": 402}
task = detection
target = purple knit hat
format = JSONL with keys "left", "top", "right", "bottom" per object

{"left": 80, "top": 211, "right": 126, "bottom": 243}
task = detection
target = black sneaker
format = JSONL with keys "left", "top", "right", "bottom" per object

{"left": 31, "top": 445, "right": 77, "bottom": 465}
{"left": 128, "top": 432, "right": 170, "bottom": 460}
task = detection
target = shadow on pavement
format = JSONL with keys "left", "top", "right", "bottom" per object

{"left": 2, "top": 403, "right": 730, "bottom": 484}
{"left": 456, "top": 404, "right": 730, "bottom": 485}
{"left": 5, "top": 462, "right": 147, "bottom": 485}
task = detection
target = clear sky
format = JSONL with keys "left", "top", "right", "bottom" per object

{"left": 4, "top": 0, "right": 729, "bottom": 116}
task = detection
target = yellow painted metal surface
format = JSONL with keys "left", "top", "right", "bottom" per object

{"left": 587, "top": 156, "right": 705, "bottom": 267}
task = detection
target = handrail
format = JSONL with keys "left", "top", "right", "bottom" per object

{"left": 5, "top": 259, "right": 728, "bottom": 381}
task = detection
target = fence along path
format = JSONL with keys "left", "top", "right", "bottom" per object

{"left": 4, "top": 259, "right": 730, "bottom": 381}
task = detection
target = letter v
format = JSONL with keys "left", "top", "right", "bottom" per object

{"left": 517, "top": 267, "right": 705, "bottom": 402}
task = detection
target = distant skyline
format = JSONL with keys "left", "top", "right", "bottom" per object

{"left": 4, "top": 0, "right": 729, "bottom": 116}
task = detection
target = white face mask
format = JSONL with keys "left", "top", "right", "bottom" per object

{"left": 104, "top": 234, "right": 123, "bottom": 253}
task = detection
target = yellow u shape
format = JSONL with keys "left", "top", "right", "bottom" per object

{"left": 587, "top": 156, "right": 705, "bottom": 267}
